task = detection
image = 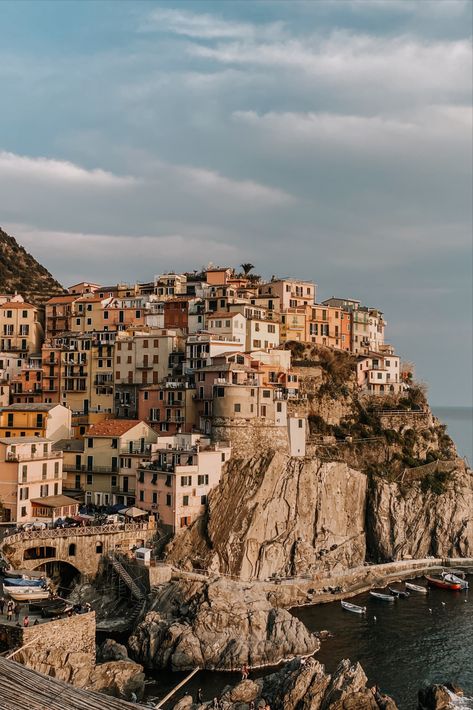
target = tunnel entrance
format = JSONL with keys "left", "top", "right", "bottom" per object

{"left": 34, "top": 561, "right": 81, "bottom": 596}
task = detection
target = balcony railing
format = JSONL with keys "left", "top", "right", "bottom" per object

{"left": 7, "top": 451, "right": 62, "bottom": 463}
{"left": 63, "top": 464, "right": 119, "bottom": 474}
{"left": 119, "top": 443, "right": 152, "bottom": 455}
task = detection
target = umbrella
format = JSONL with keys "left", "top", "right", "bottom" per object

{"left": 122, "top": 506, "right": 148, "bottom": 519}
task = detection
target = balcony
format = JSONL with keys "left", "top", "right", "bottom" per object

{"left": 64, "top": 464, "right": 119, "bottom": 474}
{"left": 119, "top": 443, "right": 152, "bottom": 455}
{"left": 136, "top": 362, "right": 152, "bottom": 369}
{"left": 7, "top": 451, "right": 62, "bottom": 463}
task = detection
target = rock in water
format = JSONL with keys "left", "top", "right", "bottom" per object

{"left": 129, "top": 577, "right": 319, "bottom": 670}
{"left": 418, "top": 684, "right": 457, "bottom": 709}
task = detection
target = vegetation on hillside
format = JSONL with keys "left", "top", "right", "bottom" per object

{"left": 0, "top": 226, "right": 63, "bottom": 302}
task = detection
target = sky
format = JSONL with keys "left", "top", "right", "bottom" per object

{"left": 0, "top": 0, "right": 471, "bottom": 406}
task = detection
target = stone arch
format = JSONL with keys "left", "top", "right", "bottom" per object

{"left": 33, "top": 560, "right": 81, "bottom": 592}
{"left": 23, "top": 546, "right": 56, "bottom": 561}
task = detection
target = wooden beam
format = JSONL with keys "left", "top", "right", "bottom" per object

{"left": 154, "top": 667, "right": 200, "bottom": 708}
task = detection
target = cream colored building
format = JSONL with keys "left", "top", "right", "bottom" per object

{"left": 259, "top": 278, "right": 316, "bottom": 310}
{"left": 245, "top": 317, "right": 279, "bottom": 351}
{"left": 0, "top": 300, "right": 44, "bottom": 355}
{"left": 75, "top": 419, "right": 158, "bottom": 507}
{"left": 0, "top": 403, "right": 72, "bottom": 442}
{"left": 0, "top": 437, "right": 63, "bottom": 523}
{"left": 357, "top": 353, "right": 402, "bottom": 394}
{"left": 206, "top": 312, "right": 246, "bottom": 346}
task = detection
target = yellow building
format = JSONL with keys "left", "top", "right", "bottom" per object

{"left": 0, "top": 403, "right": 72, "bottom": 442}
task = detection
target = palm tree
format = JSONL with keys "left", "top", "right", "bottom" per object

{"left": 240, "top": 263, "right": 255, "bottom": 277}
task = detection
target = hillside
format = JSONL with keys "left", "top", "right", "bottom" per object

{"left": 0, "top": 226, "right": 63, "bottom": 302}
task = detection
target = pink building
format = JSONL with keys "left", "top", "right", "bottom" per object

{"left": 136, "top": 433, "right": 231, "bottom": 532}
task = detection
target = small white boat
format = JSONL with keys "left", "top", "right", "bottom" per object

{"left": 370, "top": 591, "right": 395, "bottom": 602}
{"left": 442, "top": 572, "right": 469, "bottom": 590}
{"left": 341, "top": 600, "right": 366, "bottom": 614}
{"left": 5, "top": 588, "right": 50, "bottom": 602}
{"left": 405, "top": 582, "right": 428, "bottom": 594}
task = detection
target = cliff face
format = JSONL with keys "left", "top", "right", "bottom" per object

{"left": 167, "top": 450, "right": 471, "bottom": 581}
{"left": 0, "top": 226, "right": 63, "bottom": 302}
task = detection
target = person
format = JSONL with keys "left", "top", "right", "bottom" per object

{"left": 7, "top": 601, "right": 13, "bottom": 622}
{"left": 14, "top": 604, "right": 20, "bottom": 622}
{"left": 212, "top": 698, "right": 220, "bottom": 709}
{"left": 197, "top": 688, "right": 203, "bottom": 703}
{"left": 0, "top": 596, "right": 5, "bottom": 614}
{"left": 241, "top": 664, "right": 249, "bottom": 680}
{"left": 23, "top": 615, "right": 29, "bottom": 627}
{"left": 33, "top": 618, "right": 39, "bottom": 626}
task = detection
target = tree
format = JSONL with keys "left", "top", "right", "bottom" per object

{"left": 240, "top": 263, "right": 255, "bottom": 276}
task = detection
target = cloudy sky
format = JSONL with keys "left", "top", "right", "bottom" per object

{"left": 0, "top": 0, "right": 471, "bottom": 405}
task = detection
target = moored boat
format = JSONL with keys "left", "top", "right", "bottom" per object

{"left": 341, "top": 600, "right": 366, "bottom": 614}
{"left": 425, "top": 575, "right": 462, "bottom": 591}
{"left": 370, "top": 591, "right": 395, "bottom": 602}
{"left": 3, "top": 577, "right": 45, "bottom": 588}
{"left": 389, "top": 587, "right": 410, "bottom": 598}
{"left": 5, "top": 588, "right": 50, "bottom": 602}
{"left": 441, "top": 572, "right": 469, "bottom": 590}
{"left": 405, "top": 582, "right": 428, "bottom": 594}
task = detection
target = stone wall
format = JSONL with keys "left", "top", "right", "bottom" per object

{"left": 2, "top": 612, "right": 96, "bottom": 685}
{"left": 212, "top": 418, "right": 290, "bottom": 457}
{"left": 378, "top": 411, "right": 432, "bottom": 432}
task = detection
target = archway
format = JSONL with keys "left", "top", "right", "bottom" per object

{"left": 33, "top": 560, "right": 81, "bottom": 596}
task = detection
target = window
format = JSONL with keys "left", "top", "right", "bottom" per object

{"left": 276, "top": 402, "right": 282, "bottom": 413}
{"left": 139, "top": 490, "right": 144, "bottom": 502}
{"left": 96, "top": 543, "right": 103, "bottom": 554}
{"left": 180, "top": 516, "right": 191, "bottom": 528}
{"left": 181, "top": 475, "right": 192, "bottom": 486}
{"left": 143, "top": 391, "right": 149, "bottom": 400}
{"left": 54, "top": 461, "right": 60, "bottom": 478}
{"left": 111, "top": 475, "right": 117, "bottom": 488}
{"left": 152, "top": 492, "right": 158, "bottom": 504}
{"left": 268, "top": 324, "right": 275, "bottom": 334}
{"left": 68, "top": 543, "right": 76, "bottom": 556}
{"left": 42, "top": 463, "right": 47, "bottom": 480}
{"left": 201, "top": 495, "right": 207, "bottom": 505}
{"left": 21, "top": 506, "right": 27, "bottom": 518}
{"left": 111, "top": 438, "right": 117, "bottom": 449}
{"left": 21, "top": 465, "right": 27, "bottom": 483}
{"left": 263, "top": 390, "right": 271, "bottom": 398}
{"left": 298, "top": 419, "right": 303, "bottom": 428}
{"left": 87, "top": 438, "right": 93, "bottom": 448}
{"left": 166, "top": 493, "right": 172, "bottom": 506}
{"left": 182, "top": 495, "right": 189, "bottom": 506}
{"left": 87, "top": 473, "right": 93, "bottom": 485}
{"left": 234, "top": 403, "right": 241, "bottom": 413}
{"left": 198, "top": 474, "right": 209, "bottom": 486}
{"left": 261, "top": 405, "right": 267, "bottom": 417}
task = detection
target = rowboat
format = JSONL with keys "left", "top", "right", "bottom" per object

{"left": 389, "top": 587, "right": 410, "bottom": 598}
{"left": 4, "top": 569, "right": 45, "bottom": 579}
{"left": 441, "top": 571, "right": 469, "bottom": 590}
{"left": 370, "top": 591, "right": 395, "bottom": 602}
{"left": 425, "top": 575, "right": 462, "bottom": 591}
{"left": 5, "top": 588, "right": 50, "bottom": 602}
{"left": 341, "top": 600, "right": 366, "bottom": 614}
{"left": 405, "top": 582, "right": 428, "bottom": 594}
{"left": 3, "top": 577, "right": 45, "bottom": 588}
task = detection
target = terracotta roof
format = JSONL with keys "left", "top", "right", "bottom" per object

{"left": 1, "top": 302, "right": 37, "bottom": 309}
{"left": 87, "top": 419, "right": 143, "bottom": 437}
{"left": 45, "top": 294, "right": 78, "bottom": 304}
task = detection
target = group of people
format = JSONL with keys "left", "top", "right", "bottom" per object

{"left": 208, "top": 699, "right": 271, "bottom": 709}
{"left": 0, "top": 596, "right": 38, "bottom": 626}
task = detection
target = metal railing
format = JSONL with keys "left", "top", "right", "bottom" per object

{"left": 7, "top": 451, "right": 62, "bottom": 463}
{"left": 2, "top": 522, "right": 152, "bottom": 545}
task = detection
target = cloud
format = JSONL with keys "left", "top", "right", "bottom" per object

{"left": 0, "top": 151, "right": 135, "bottom": 187}
{"left": 189, "top": 33, "right": 472, "bottom": 103}
{"left": 144, "top": 7, "right": 284, "bottom": 40}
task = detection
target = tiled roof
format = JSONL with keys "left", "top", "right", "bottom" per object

{"left": 1, "top": 302, "right": 37, "bottom": 309}
{"left": 87, "top": 419, "right": 143, "bottom": 437}
{"left": 30, "top": 495, "right": 79, "bottom": 507}
{"left": 45, "top": 294, "right": 78, "bottom": 304}
{"left": 0, "top": 403, "right": 59, "bottom": 412}
{"left": 208, "top": 311, "right": 241, "bottom": 319}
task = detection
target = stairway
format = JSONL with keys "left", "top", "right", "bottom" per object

{"left": 108, "top": 553, "right": 146, "bottom": 601}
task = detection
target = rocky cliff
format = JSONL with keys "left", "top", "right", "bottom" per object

{"left": 170, "top": 657, "right": 398, "bottom": 709}
{"left": 0, "top": 226, "right": 63, "bottom": 302}
{"left": 129, "top": 578, "right": 319, "bottom": 671}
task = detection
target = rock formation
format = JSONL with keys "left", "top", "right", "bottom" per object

{"left": 168, "top": 657, "right": 398, "bottom": 709}
{"left": 129, "top": 578, "right": 319, "bottom": 670}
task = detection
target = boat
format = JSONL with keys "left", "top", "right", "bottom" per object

{"left": 389, "top": 587, "right": 410, "bottom": 598}
{"left": 3, "top": 577, "right": 45, "bottom": 588}
{"left": 341, "top": 600, "right": 366, "bottom": 614}
{"left": 3, "top": 569, "right": 45, "bottom": 580}
{"left": 441, "top": 571, "right": 469, "bottom": 590}
{"left": 405, "top": 582, "right": 428, "bottom": 594}
{"left": 370, "top": 591, "right": 395, "bottom": 602}
{"left": 425, "top": 575, "right": 462, "bottom": 591}
{"left": 5, "top": 588, "right": 50, "bottom": 602}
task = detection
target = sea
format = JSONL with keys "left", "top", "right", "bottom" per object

{"left": 432, "top": 406, "right": 473, "bottom": 466}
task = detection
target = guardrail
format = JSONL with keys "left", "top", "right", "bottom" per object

{"left": 2, "top": 522, "right": 151, "bottom": 545}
